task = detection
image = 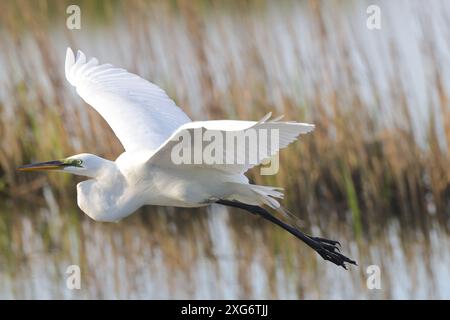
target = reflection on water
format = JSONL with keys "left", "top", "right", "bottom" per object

{"left": 1, "top": 203, "right": 449, "bottom": 299}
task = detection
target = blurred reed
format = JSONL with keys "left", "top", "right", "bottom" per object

{"left": 0, "top": 0, "right": 449, "bottom": 237}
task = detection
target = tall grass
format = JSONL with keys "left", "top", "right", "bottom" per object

{"left": 0, "top": 0, "right": 449, "bottom": 234}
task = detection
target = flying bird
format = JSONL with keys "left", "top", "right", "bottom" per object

{"left": 18, "top": 48, "right": 356, "bottom": 268}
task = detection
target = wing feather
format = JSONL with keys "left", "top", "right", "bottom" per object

{"left": 148, "top": 114, "right": 314, "bottom": 174}
{"left": 65, "top": 48, "right": 191, "bottom": 152}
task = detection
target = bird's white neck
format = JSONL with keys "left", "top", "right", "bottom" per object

{"left": 75, "top": 159, "right": 141, "bottom": 222}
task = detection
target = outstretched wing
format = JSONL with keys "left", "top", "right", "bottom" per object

{"left": 148, "top": 113, "right": 314, "bottom": 175}
{"left": 65, "top": 48, "right": 191, "bottom": 152}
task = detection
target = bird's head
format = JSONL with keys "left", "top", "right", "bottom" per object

{"left": 17, "top": 153, "right": 109, "bottom": 178}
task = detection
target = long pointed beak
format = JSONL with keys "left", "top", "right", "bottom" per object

{"left": 17, "top": 160, "right": 66, "bottom": 172}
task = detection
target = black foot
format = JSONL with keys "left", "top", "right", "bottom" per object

{"left": 215, "top": 200, "right": 357, "bottom": 269}
{"left": 307, "top": 236, "right": 357, "bottom": 269}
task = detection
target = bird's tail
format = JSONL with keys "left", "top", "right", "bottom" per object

{"left": 248, "top": 184, "right": 284, "bottom": 209}
{"left": 226, "top": 182, "right": 305, "bottom": 227}
{"left": 225, "top": 182, "right": 283, "bottom": 209}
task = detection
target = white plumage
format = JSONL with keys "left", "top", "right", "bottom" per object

{"left": 60, "top": 48, "right": 315, "bottom": 221}
{"left": 20, "top": 48, "right": 313, "bottom": 222}
{"left": 19, "top": 49, "right": 358, "bottom": 269}
{"left": 65, "top": 49, "right": 192, "bottom": 152}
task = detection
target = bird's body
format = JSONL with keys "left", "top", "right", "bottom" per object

{"left": 18, "top": 48, "right": 357, "bottom": 268}
{"left": 75, "top": 151, "right": 252, "bottom": 222}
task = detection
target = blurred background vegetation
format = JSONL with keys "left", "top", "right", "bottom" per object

{"left": 0, "top": 0, "right": 449, "bottom": 299}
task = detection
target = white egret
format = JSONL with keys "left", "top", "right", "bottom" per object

{"left": 18, "top": 48, "right": 356, "bottom": 268}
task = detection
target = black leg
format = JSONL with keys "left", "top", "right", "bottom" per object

{"left": 216, "top": 200, "right": 357, "bottom": 269}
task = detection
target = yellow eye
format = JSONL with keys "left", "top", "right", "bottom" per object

{"left": 65, "top": 159, "right": 83, "bottom": 167}
{"left": 74, "top": 159, "right": 83, "bottom": 167}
